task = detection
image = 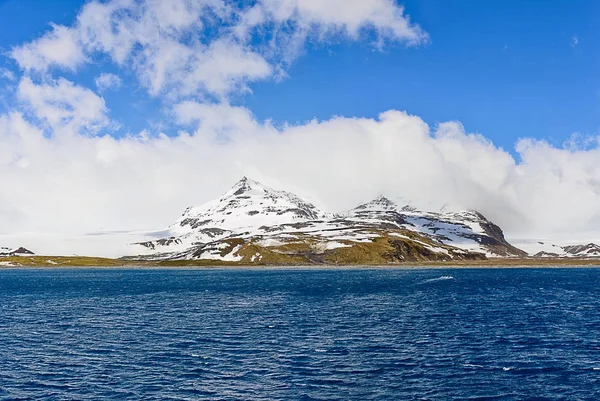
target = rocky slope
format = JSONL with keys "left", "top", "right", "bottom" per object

{"left": 0, "top": 247, "right": 34, "bottom": 256}
{"left": 130, "top": 177, "right": 526, "bottom": 264}
{"left": 527, "top": 242, "right": 600, "bottom": 258}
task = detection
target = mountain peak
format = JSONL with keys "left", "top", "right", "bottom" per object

{"left": 367, "top": 195, "right": 398, "bottom": 210}
{"left": 171, "top": 177, "right": 326, "bottom": 235}
{"left": 354, "top": 195, "right": 415, "bottom": 211}
{"left": 227, "top": 176, "right": 269, "bottom": 197}
{"left": 355, "top": 195, "right": 397, "bottom": 210}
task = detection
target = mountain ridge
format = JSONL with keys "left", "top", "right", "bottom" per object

{"left": 531, "top": 242, "right": 600, "bottom": 258}
{"left": 131, "top": 177, "right": 527, "bottom": 264}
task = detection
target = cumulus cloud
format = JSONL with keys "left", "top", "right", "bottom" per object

{"left": 17, "top": 77, "right": 109, "bottom": 135}
{"left": 1, "top": 103, "right": 600, "bottom": 251}
{"left": 0, "top": 68, "right": 16, "bottom": 81}
{"left": 94, "top": 73, "right": 122, "bottom": 92}
{"left": 9, "top": 0, "right": 427, "bottom": 99}
{"left": 235, "top": 0, "right": 428, "bottom": 46}
{"left": 10, "top": 23, "right": 86, "bottom": 72}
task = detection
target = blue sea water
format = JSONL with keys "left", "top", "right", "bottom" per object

{"left": 1, "top": 268, "right": 600, "bottom": 400}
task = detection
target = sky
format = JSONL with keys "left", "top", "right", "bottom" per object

{"left": 0, "top": 0, "right": 600, "bottom": 254}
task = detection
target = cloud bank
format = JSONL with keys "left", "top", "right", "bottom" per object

{"left": 0, "top": 0, "right": 599, "bottom": 255}
{"left": 2, "top": 104, "right": 600, "bottom": 239}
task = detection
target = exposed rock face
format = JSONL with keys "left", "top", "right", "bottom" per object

{"left": 343, "top": 198, "right": 525, "bottom": 258}
{"left": 0, "top": 247, "right": 34, "bottom": 256}
{"left": 563, "top": 243, "right": 600, "bottom": 257}
{"left": 130, "top": 177, "right": 526, "bottom": 263}
{"left": 533, "top": 242, "right": 600, "bottom": 258}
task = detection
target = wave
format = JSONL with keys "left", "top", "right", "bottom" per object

{"left": 422, "top": 275, "right": 455, "bottom": 283}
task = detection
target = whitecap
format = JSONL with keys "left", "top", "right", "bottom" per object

{"left": 422, "top": 276, "right": 455, "bottom": 283}
{"left": 463, "top": 363, "right": 484, "bottom": 368}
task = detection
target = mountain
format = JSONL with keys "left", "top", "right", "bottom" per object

{"left": 345, "top": 196, "right": 525, "bottom": 257}
{"left": 529, "top": 242, "right": 600, "bottom": 258}
{"left": 171, "top": 176, "right": 327, "bottom": 237}
{"left": 0, "top": 247, "right": 34, "bottom": 256}
{"left": 130, "top": 177, "right": 526, "bottom": 264}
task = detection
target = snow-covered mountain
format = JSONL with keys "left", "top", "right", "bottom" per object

{"left": 131, "top": 177, "right": 526, "bottom": 263}
{"left": 345, "top": 196, "right": 524, "bottom": 257}
{"left": 518, "top": 241, "right": 600, "bottom": 258}
{"left": 171, "top": 176, "right": 328, "bottom": 236}
{"left": 0, "top": 247, "right": 34, "bottom": 256}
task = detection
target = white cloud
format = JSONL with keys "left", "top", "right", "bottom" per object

{"left": 178, "top": 38, "right": 272, "bottom": 98}
{"left": 17, "top": 77, "right": 109, "bottom": 135}
{"left": 236, "top": 0, "right": 428, "bottom": 46}
{"left": 0, "top": 68, "right": 16, "bottom": 81}
{"left": 10, "top": 0, "right": 428, "bottom": 99}
{"left": 562, "top": 132, "right": 599, "bottom": 151}
{"left": 94, "top": 73, "right": 122, "bottom": 92}
{"left": 1, "top": 104, "right": 600, "bottom": 257}
{"left": 10, "top": 23, "right": 86, "bottom": 72}
{"left": 571, "top": 35, "right": 579, "bottom": 47}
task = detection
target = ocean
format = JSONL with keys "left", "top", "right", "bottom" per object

{"left": 1, "top": 268, "right": 599, "bottom": 400}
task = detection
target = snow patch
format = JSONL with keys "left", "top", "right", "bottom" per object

{"left": 313, "top": 241, "right": 351, "bottom": 253}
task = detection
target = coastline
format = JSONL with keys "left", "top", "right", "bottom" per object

{"left": 1, "top": 255, "right": 600, "bottom": 269}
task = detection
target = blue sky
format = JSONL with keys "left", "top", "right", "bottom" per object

{"left": 1, "top": 0, "right": 599, "bottom": 154}
{"left": 249, "top": 0, "right": 600, "bottom": 151}
{"left": 278, "top": 1, "right": 599, "bottom": 150}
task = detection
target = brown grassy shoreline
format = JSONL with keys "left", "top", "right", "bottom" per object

{"left": 1, "top": 255, "right": 600, "bottom": 268}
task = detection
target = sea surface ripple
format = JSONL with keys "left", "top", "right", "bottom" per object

{"left": 1, "top": 268, "right": 600, "bottom": 400}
